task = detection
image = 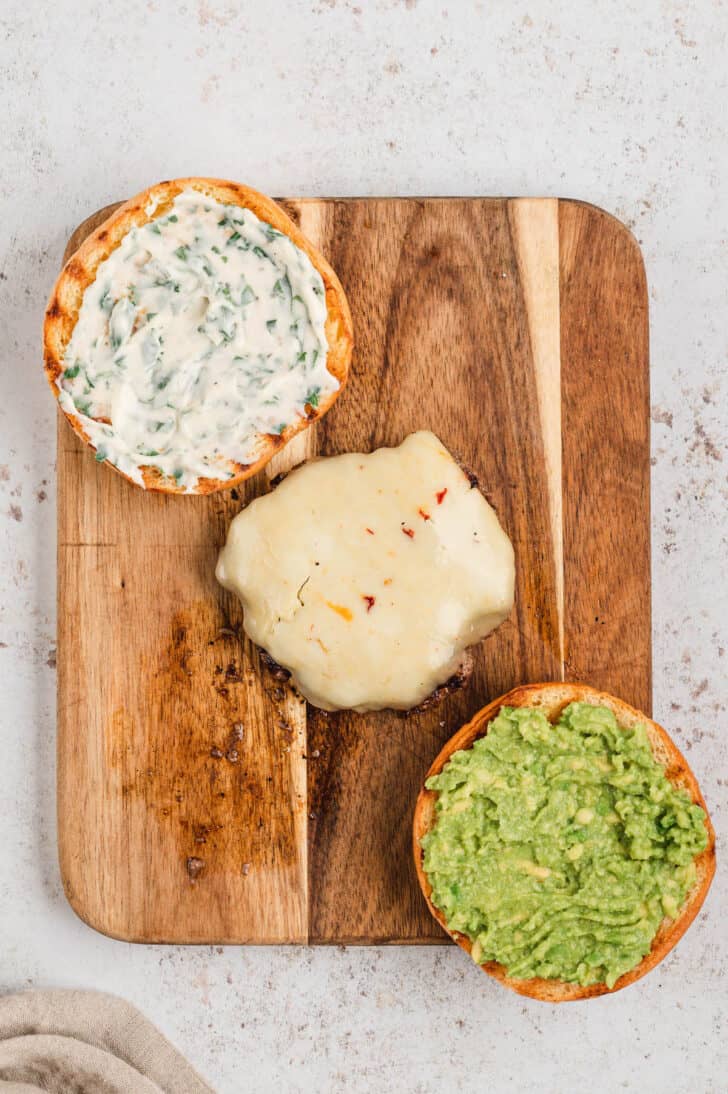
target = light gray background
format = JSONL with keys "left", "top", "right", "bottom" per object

{"left": 1, "top": 1, "right": 725, "bottom": 1091}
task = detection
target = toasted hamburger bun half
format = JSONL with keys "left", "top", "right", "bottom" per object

{"left": 44, "top": 177, "right": 354, "bottom": 494}
{"left": 413, "top": 682, "right": 716, "bottom": 1002}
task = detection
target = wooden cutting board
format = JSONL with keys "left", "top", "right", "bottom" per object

{"left": 57, "top": 197, "right": 650, "bottom": 944}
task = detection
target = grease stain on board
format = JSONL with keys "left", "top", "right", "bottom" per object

{"left": 136, "top": 604, "right": 303, "bottom": 877}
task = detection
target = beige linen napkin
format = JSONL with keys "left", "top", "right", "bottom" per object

{"left": 0, "top": 990, "right": 214, "bottom": 1093}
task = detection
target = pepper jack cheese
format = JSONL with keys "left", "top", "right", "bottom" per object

{"left": 216, "top": 431, "right": 515, "bottom": 712}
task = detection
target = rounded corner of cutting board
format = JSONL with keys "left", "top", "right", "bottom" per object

{"left": 558, "top": 197, "right": 648, "bottom": 285}
{"left": 62, "top": 201, "right": 125, "bottom": 265}
{"left": 58, "top": 861, "right": 133, "bottom": 943}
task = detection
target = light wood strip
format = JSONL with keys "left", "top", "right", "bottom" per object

{"left": 509, "top": 198, "right": 564, "bottom": 679}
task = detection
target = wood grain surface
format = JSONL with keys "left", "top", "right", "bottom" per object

{"left": 56, "top": 197, "right": 650, "bottom": 944}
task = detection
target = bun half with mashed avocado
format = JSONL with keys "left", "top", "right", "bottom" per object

{"left": 44, "top": 178, "right": 353, "bottom": 493}
{"left": 413, "top": 682, "right": 715, "bottom": 1001}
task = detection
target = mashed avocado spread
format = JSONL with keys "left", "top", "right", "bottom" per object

{"left": 422, "top": 703, "right": 708, "bottom": 988}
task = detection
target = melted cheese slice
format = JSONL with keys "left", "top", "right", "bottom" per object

{"left": 216, "top": 431, "right": 515, "bottom": 712}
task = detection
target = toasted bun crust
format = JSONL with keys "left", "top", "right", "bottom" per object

{"left": 413, "top": 682, "right": 716, "bottom": 1001}
{"left": 44, "top": 177, "right": 354, "bottom": 494}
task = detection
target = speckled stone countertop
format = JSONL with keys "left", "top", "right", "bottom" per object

{"left": 1, "top": 2, "right": 725, "bottom": 1091}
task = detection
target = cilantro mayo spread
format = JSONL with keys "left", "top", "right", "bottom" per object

{"left": 422, "top": 703, "right": 708, "bottom": 987}
{"left": 58, "top": 189, "right": 333, "bottom": 490}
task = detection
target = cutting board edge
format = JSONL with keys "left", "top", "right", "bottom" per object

{"left": 61, "top": 194, "right": 643, "bottom": 258}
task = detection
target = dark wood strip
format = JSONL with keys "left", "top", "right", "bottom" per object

{"left": 307, "top": 198, "right": 563, "bottom": 942}
{"left": 559, "top": 200, "right": 651, "bottom": 714}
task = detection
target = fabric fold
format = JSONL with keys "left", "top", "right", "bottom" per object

{"left": 0, "top": 990, "right": 213, "bottom": 1093}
